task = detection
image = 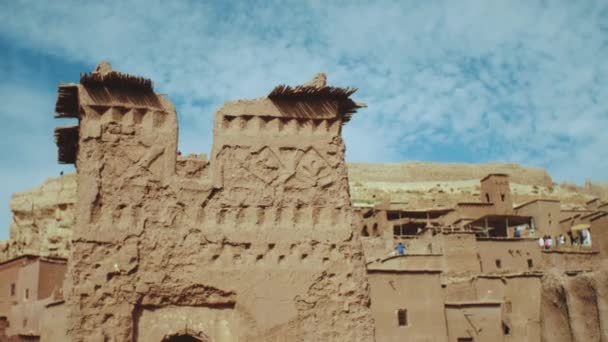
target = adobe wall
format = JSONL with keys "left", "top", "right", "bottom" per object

{"left": 368, "top": 271, "right": 447, "bottom": 342}
{"left": 0, "top": 317, "right": 7, "bottom": 341}
{"left": 541, "top": 268, "right": 608, "bottom": 342}
{"left": 0, "top": 264, "right": 20, "bottom": 316}
{"left": 356, "top": 208, "right": 388, "bottom": 239}
{"left": 360, "top": 237, "right": 391, "bottom": 262}
{"left": 446, "top": 203, "right": 495, "bottom": 226}
{"left": 40, "top": 302, "right": 67, "bottom": 342}
{"left": 515, "top": 200, "right": 561, "bottom": 236}
{"left": 57, "top": 66, "right": 374, "bottom": 341}
{"left": 441, "top": 233, "right": 480, "bottom": 275}
{"left": 0, "top": 257, "right": 38, "bottom": 316}
{"left": 476, "top": 239, "right": 540, "bottom": 273}
{"left": 591, "top": 215, "right": 608, "bottom": 259}
{"left": 444, "top": 303, "right": 503, "bottom": 342}
{"left": 37, "top": 260, "right": 66, "bottom": 299}
{"left": 475, "top": 276, "right": 542, "bottom": 342}
{"left": 441, "top": 275, "right": 542, "bottom": 342}
{"left": 541, "top": 250, "right": 600, "bottom": 272}
{"left": 16, "top": 261, "right": 39, "bottom": 302}
{"left": 5, "top": 299, "right": 47, "bottom": 337}
{"left": 367, "top": 254, "right": 443, "bottom": 272}
{"left": 480, "top": 174, "right": 513, "bottom": 214}
{"left": 443, "top": 279, "right": 477, "bottom": 303}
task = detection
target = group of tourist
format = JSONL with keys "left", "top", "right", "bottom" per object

{"left": 538, "top": 229, "right": 592, "bottom": 249}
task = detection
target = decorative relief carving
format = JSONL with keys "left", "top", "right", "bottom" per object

{"left": 221, "top": 115, "right": 340, "bottom": 136}
{"left": 219, "top": 146, "right": 337, "bottom": 193}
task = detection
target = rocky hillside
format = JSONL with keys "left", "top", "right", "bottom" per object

{"left": 1, "top": 162, "right": 605, "bottom": 261}
{"left": 1, "top": 174, "right": 75, "bottom": 261}
{"left": 349, "top": 162, "right": 606, "bottom": 209}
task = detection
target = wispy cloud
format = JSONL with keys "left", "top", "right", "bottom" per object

{"left": 0, "top": 0, "right": 607, "bottom": 238}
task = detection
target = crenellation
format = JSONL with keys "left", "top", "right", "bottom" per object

{"left": 281, "top": 117, "right": 299, "bottom": 134}
{"left": 218, "top": 114, "right": 345, "bottom": 138}
{"left": 100, "top": 107, "right": 122, "bottom": 123}
{"left": 265, "top": 116, "right": 280, "bottom": 131}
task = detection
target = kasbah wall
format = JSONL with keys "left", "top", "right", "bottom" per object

{"left": 54, "top": 63, "right": 374, "bottom": 342}
{"left": 0, "top": 63, "right": 607, "bottom": 342}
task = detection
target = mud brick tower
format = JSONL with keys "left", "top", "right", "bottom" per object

{"left": 53, "top": 63, "right": 375, "bottom": 342}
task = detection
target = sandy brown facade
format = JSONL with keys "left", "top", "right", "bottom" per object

{"left": 0, "top": 255, "right": 66, "bottom": 341}
{"left": 357, "top": 172, "right": 607, "bottom": 342}
{"left": 52, "top": 64, "right": 374, "bottom": 341}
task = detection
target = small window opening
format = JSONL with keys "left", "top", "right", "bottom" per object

{"left": 397, "top": 309, "right": 408, "bottom": 326}
{"left": 387, "top": 211, "right": 401, "bottom": 220}
{"left": 485, "top": 193, "right": 491, "bottom": 203}
{"left": 393, "top": 225, "right": 401, "bottom": 237}
{"left": 361, "top": 225, "right": 369, "bottom": 237}
{"left": 457, "top": 338, "right": 474, "bottom": 342}
{"left": 25, "top": 288, "right": 29, "bottom": 299}
{"left": 10, "top": 283, "right": 15, "bottom": 296}
{"left": 495, "top": 259, "right": 502, "bottom": 268}
{"left": 527, "top": 259, "right": 533, "bottom": 268}
{"left": 501, "top": 194, "right": 505, "bottom": 202}
{"left": 503, "top": 322, "right": 511, "bottom": 335}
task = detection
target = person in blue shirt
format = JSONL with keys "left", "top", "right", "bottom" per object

{"left": 395, "top": 242, "right": 406, "bottom": 255}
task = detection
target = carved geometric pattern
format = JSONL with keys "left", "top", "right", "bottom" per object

{"left": 248, "top": 146, "right": 282, "bottom": 184}
{"left": 222, "top": 115, "right": 340, "bottom": 135}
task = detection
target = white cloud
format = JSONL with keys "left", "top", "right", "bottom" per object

{"left": 0, "top": 0, "right": 607, "bottom": 238}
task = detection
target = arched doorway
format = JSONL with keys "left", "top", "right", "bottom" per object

{"left": 162, "top": 334, "right": 203, "bottom": 342}
{"left": 161, "top": 329, "right": 209, "bottom": 342}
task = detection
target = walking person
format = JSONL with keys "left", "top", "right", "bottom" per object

{"left": 395, "top": 242, "right": 406, "bottom": 256}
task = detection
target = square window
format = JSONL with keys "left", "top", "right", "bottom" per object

{"left": 397, "top": 309, "right": 408, "bottom": 326}
{"left": 495, "top": 259, "right": 502, "bottom": 268}
{"left": 527, "top": 259, "right": 533, "bottom": 268}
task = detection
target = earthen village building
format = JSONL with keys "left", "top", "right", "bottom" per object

{"left": 1, "top": 64, "right": 607, "bottom": 341}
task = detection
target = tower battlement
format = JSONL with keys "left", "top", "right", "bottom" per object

{"left": 52, "top": 63, "right": 374, "bottom": 342}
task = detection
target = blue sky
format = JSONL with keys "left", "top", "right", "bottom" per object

{"left": 1, "top": 0, "right": 608, "bottom": 239}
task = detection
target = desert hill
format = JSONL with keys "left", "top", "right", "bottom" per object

{"left": 348, "top": 162, "right": 606, "bottom": 209}
{"left": 1, "top": 161, "right": 606, "bottom": 261}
